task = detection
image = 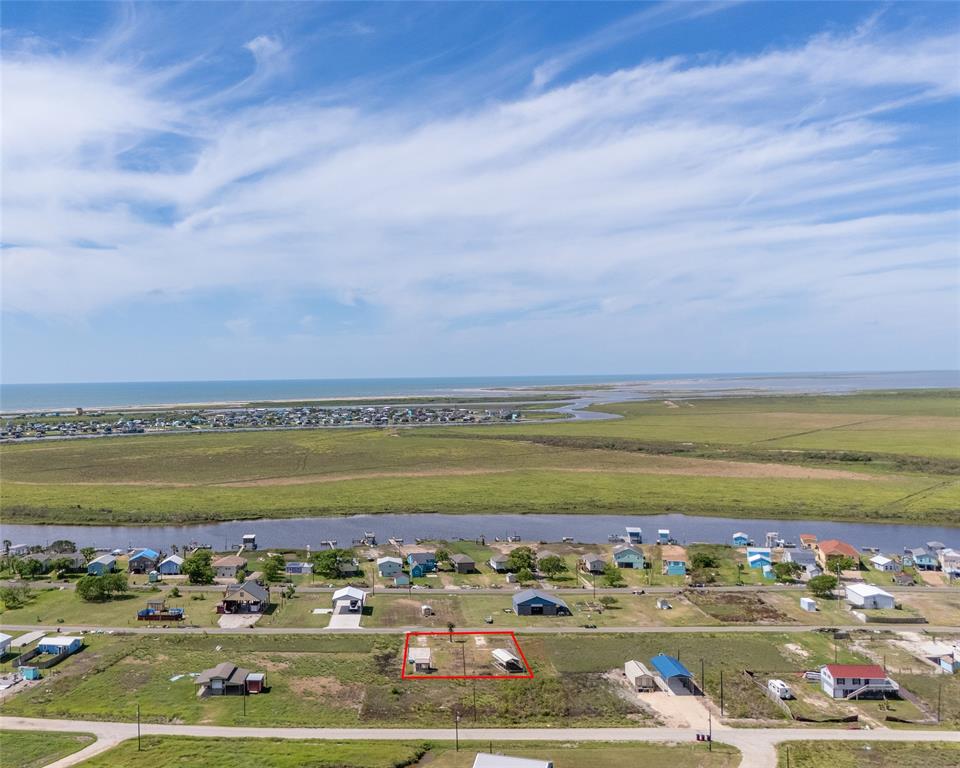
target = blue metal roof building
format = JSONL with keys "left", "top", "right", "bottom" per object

{"left": 650, "top": 653, "right": 697, "bottom": 694}
{"left": 650, "top": 653, "right": 691, "bottom": 680}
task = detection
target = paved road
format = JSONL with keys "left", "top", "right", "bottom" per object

{"left": 3, "top": 622, "right": 958, "bottom": 636}
{"left": 8, "top": 579, "right": 957, "bottom": 596}
{"left": 3, "top": 716, "right": 959, "bottom": 768}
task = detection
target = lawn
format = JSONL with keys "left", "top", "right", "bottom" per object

{"left": 0, "top": 585, "right": 221, "bottom": 628}
{"left": 0, "top": 633, "right": 651, "bottom": 728}
{"left": 0, "top": 730, "right": 94, "bottom": 768}
{"left": 776, "top": 741, "right": 960, "bottom": 768}
{"left": 3, "top": 391, "right": 957, "bottom": 526}
{"left": 64, "top": 738, "right": 738, "bottom": 768}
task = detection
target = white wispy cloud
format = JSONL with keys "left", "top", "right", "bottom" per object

{"left": 1, "top": 22, "right": 958, "bottom": 363}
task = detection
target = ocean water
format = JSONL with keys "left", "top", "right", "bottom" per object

{"left": 1, "top": 370, "right": 956, "bottom": 412}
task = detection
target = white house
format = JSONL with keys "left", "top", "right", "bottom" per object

{"left": 869, "top": 554, "right": 899, "bottom": 572}
{"left": 407, "top": 647, "right": 433, "bottom": 673}
{"left": 819, "top": 664, "right": 898, "bottom": 699}
{"left": 939, "top": 548, "right": 960, "bottom": 577}
{"left": 212, "top": 555, "right": 246, "bottom": 580}
{"left": 377, "top": 556, "right": 403, "bottom": 577}
{"left": 845, "top": 583, "right": 895, "bottom": 610}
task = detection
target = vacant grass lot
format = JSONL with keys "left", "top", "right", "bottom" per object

{"left": 2, "top": 391, "right": 956, "bottom": 525}
{"left": 70, "top": 738, "right": 738, "bottom": 768}
{"left": 0, "top": 633, "right": 649, "bottom": 728}
{"left": 0, "top": 730, "right": 95, "bottom": 768}
{"left": 776, "top": 741, "right": 960, "bottom": 768}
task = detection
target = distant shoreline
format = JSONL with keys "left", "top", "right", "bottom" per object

{"left": 1, "top": 370, "right": 956, "bottom": 414}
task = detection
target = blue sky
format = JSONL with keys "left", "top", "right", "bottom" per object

{"left": 2, "top": 1, "right": 958, "bottom": 383}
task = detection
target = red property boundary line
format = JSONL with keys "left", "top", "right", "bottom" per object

{"left": 401, "top": 630, "right": 534, "bottom": 680}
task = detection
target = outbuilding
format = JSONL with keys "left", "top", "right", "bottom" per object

{"left": 492, "top": 648, "right": 525, "bottom": 672}
{"left": 285, "top": 561, "right": 312, "bottom": 575}
{"left": 732, "top": 532, "right": 750, "bottom": 547}
{"left": 408, "top": 647, "right": 433, "bottom": 673}
{"left": 489, "top": 554, "right": 511, "bottom": 573}
{"left": 650, "top": 653, "right": 695, "bottom": 695}
{"left": 332, "top": 586, "right": 367, "bottom": 613}
{"left": 472, "top": 755, "right": 553, "bottom": 768}
{"left": 624, "top": 660, "right": 657, "bottom": 691}
{"left": 512, "top": 589, "right": 569, "bottom": 616}
{"left": 0, "top": 633, "right": 12, "bottom": 657}
{"left": 195, "top": 662, "right": 264, "bottom": 696}
{"left": 800, "top": 597, "right": 818, "bottom": 612}
{"left": 845, "top": 583, "right": 895, "bottom": 610}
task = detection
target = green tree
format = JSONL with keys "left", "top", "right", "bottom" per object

{"left": 311, "top": 548, "right": 353, "bottom": 579}
{"left": 599, "top": 596, "right": 618, "bottom": 608}
{"left": 170, "top": 586, "right": 181, "bottom": 598}
{"left": 435, "top": 548, "right": 451, "bottom": 568}
{"left": 182, "top": 550, "right": 215, "bottom": 585}
{"left": 506, "top": 546, "right": 536, "bottom": 573}
{"left": 773, "top": 561, "right": 802, "bottom": 583}
{"left": 0, "top": 585, "right": 32, "bottom": 609}
{"left": 75, "top": 573, "right": 127, "bottom": 601}
{"left": 446, "top": 621, "right": 455, "bottom": 641}
{"left": 808, "top": 573, "right": 838, "bottom": 598}
{"left": 263, "top": 554, "right": 286, "bottom": 582}
{"left": 80, "top": 547, "right": 97, "bottom": 564}
{"left": 49, "top": 540, "right": 77, "bottom": 554}
{"left": 826, "top": 554, "right": 858, "bottom": 572}
{"left": 602, "top": 562, "right": 626, "bottom": 587}
{"left": 516, "top": 567, "right": 534, "bottom": 584}
{"left": 12, "top": 558, "right": 43, "bottom": 579}
{"left": 691, "top": 552, "right": 720, "bottom": 570}
{"left": 538, "top": 555, "right": 568, "bottom": 578}
{"left": 48, "top": 557, "right": 76, "bottom": 578}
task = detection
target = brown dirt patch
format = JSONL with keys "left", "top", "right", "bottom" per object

{"left": 290, "top": 675, "right": 362, "bottom": 701}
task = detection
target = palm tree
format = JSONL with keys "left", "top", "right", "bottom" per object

{"left": 447, "top": 621, "right": 455, "bottom": 641}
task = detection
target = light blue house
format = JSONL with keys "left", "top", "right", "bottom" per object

{"left": 747, "top": 548, "right": 773, "bottom": 569}
{"left": 407, "top": 551, "right": 436, "bottom": 577}
{"left": 613, "top": 545, "right": 645, "bottom": 569}
{"left": 158, "top": 555, "right": 184, "bottom": 575}
{"left": 38, "top": 636, "right": 84, "bottom": 655}
{"left": 661, "top": 546, "right": 688, "bottom": 576}
{"left": 905, "top": 547, "right": 938, "bottom": 570}
{"left": 87, "top": 555, "right": 116, "bottom": 575}
{"left": 394, "top": 573, "right": 411, "bottom": 586}
{"left": 732, "top": 532, "right": 750, "bottom": 547}
{"left": 377, "top": 557, "right": 403, "bottom": 577}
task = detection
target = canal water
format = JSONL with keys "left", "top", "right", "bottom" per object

{"left": 2, "top": 513, "right": 955, "bottom": 553}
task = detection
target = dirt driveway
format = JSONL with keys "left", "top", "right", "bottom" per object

{"left": 637, "top": 692, "right": 716, "bottom": 729}
{"left": 217, "top": 614, "right": 261, "bottom": 629}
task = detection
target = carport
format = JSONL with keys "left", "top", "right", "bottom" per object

{"left": 650, "top": 653, "right": 697, "bottom": 696}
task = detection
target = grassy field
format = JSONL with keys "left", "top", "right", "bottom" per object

{"left": 2, "top": 390, "right": 957, "bottom": 525}
{"left": 0, "top": 633, "right": 650, "bottom": 728}
{"left": 776, "top": 741, "right": 960, "bottom": 768}
{"left": 0, "top": 729, "right": 95, "bottom": 768}
{"left": 1, "top": 630, "right": 951, "bottom": 730}
{"left": 66, "top": 737, "right": 737, "bottom": 768}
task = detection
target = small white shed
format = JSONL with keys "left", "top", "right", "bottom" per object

{"left": 800, "top": 597, "right": 817, "bottom": 612}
